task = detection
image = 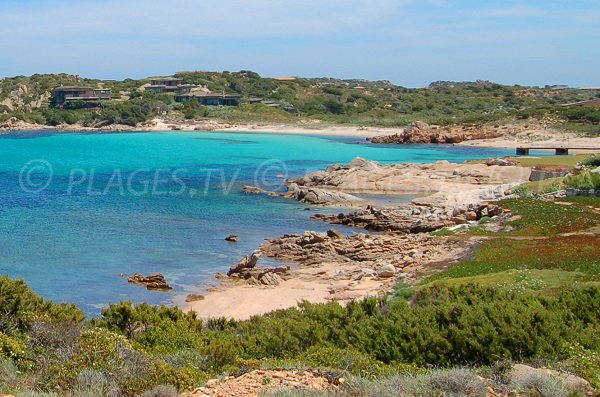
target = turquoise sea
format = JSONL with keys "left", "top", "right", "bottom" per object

{"left": 0, "top": 131, "right": 512, "bottom": 314}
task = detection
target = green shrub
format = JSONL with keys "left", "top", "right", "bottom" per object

{"left": 302, "top": 346, "right": 393, "bottom": 378}
{"left": 512, "top": 184, "right": 532, "bottom": 198}
{"left": 98, "top": 302, "right": 202, "bottom": 354}
{"left": 564, "top": 172, "right": 600, "bottom": 190}
{"left": 563, "top": 342, "right": 600, "bottom": 389}
{"left": 0, "top": 333, "right": 29, "bottom": 370}
{"left": 0, "top": 276, "right": 84, "bottom": 333}
{"left": 580, "top": 155, "right": 600, "bottom": 168}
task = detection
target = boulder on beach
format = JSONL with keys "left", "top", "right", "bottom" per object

{"left": 185, "top": 294, "right": 205, "bottom": 303}
{"left": 227, "top": 251, "right": 261, "bottom": 276}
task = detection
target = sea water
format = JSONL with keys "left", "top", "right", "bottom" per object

{"left": 0, "top": 131, "right": 511, "bottom": 314}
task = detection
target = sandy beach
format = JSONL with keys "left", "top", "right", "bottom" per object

{"left": 4, "top": 117, "right": 600, "bottom": 150}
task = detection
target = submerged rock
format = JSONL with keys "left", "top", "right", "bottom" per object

{"left": 243, "top": 185, "right": 266, "bottom": 195}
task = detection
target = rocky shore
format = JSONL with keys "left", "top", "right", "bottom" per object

{"left": 368, "top": 120, "right": 503, "bottom": 144}
{"left": 186, "top": 157, "right": 531, "bottom": 320}
{"left": 259, "top": 157, "right": 530, "bottom": 207}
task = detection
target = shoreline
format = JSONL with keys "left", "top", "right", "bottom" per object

{"left": 183, "top": 159, "right": 533, "bottom": 320}
{"left": 0, "top": 119, "right": 403, "bottom": 139}
{"left": 3, "top": 118, "right": 600, "bottom": 151}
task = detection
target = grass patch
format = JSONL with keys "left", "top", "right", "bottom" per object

{"left": 501, "top": 198, "right": 600, "bottom": 235}
{"left": 427, "top": 235, "right": 600, "bottom": 283}
{"left": 523, "top": 177, "right": 564, "bottom": 195}
{"left": 430, "top": 268, "right": 598, "bottom": 293}
{"left": 557, "top": 196, "right": 600, "bottom": 207}
{"left": 511, "top": 154, "right": 595, "bottom": 168}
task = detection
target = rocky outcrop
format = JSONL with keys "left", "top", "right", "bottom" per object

{"left": 368, "top": 121, "right": 503, "bottom": 144}
{"left": 285, "top": 184, "right": 363, "bottom": 207}
{"left": 260, "top": 231, "right": 472, "bottom": 282}
{"left": 127, "top": 273, "right": 173, "bottom": 291}
{"left": 0, "top": 117, "right": 43, "bottom": 131}
{"left": 180, "top": 369, "right": 334, "bottom": 397}
{"left": 286, "top": 157, "right": 530, "bottom": 207}
{"left": 243, "top": 185, "right": 266, "bottom": 195}
{"left": 485, "top": 157, "right": 517, "bottom": 166}
{"left": 312, "top": 203, "right": 503, "bottom": 233}
{"left": 227, "top": 251, "right": 261, "bottom": 276}
{"left": 231, "top": 265, "right": 291, "bottom": 286}
{"left": 244, "top": 158, "right": 528, "bottom": 208}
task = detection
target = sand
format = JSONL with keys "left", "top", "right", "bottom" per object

{"left": 185, "top": 262, "right": 385, "bottom": 321}
{"left": 457, "top": 126, "right": 600, "bottom": 153}
{"left": 141, "top": 118, "right": 402, "bottom": 138}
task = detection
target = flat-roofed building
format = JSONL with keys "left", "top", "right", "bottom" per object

{"left": 175, "top": 93, "right": 241, "bottom": 106}
{"left": 145, "top": 77, "right": 195, "bottom": 94}
{"left": 52, "top": 86, "right": 111, "bottom": 105}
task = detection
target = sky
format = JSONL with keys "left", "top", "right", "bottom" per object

{"left": 0, "top": 0, "right": 598, "bottom": 87}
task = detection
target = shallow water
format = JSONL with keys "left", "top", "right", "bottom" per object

{"left": 0, "top": 130, "right": 512, "bottom": 314}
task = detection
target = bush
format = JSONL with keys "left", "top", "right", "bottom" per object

{"left": 512, "top": 184, "right": 532, "bottom": 198}
{"left": 0, "top": 276, "right": 84, "bottom": 333}
{"left": 303, "top": 346, "right": 393, "bottom": 378}
{"left": 512, "top": 372, "right": 569, "bottom": 397}
{"left": 98, "top": 302, "right": 202, "bottom": 353}
{"left": 72, "top": 369, "right": 119, "bottom": 397}
{"left": 424, "top": 368, "right": 487, "bottom": 396}
{"left": 580, "top": 155, "right": 600, "bottom": 168}
{"left": 0, "top": 358, "right": 19, "bottom": 388}
{"left": 141, "top": 385, "right": 179, "bottom": 397}
{"left": 564, "top": 172, "right": 600, "bottom": 190}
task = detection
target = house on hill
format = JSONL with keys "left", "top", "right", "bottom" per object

{"left": 175, "top": 93, "right": 241, "bottom": 106}
{"left": 145, "top": 77, "right": 195, "bottom": 94}
{"left": 52, "top": 86, "right": 111, "bottom": 106}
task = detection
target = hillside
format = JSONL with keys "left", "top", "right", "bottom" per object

{"left": 1, "top": 72, "right": 599, "bottom": 131}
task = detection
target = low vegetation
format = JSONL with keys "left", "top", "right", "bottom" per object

{"left": 1, "top": 73, "right": 600, "bottom": 131}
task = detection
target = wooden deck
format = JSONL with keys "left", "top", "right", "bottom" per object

{"left": 516, "top": 147, "right": 600, "bottom": 155}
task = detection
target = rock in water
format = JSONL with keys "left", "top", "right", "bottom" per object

{"left": 243, "top": 185, "right": 265, "bottom": 195}
{"left": 128, "top": 273, "right": 173, "bottom": 291}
